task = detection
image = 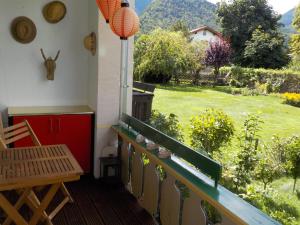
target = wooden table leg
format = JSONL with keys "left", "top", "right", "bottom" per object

{"left": 0, "top": 193, "right": 28, "bottom": 225}
{"left": 29, "top": 183, "right": 60, "bottom": 225}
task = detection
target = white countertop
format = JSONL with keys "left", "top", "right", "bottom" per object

{"left": 8, "top": 105, "right": 94, "bottom": 116}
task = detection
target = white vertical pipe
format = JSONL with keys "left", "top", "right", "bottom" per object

{"left": 119, "top": 39, "right": 129, "bottom": 119}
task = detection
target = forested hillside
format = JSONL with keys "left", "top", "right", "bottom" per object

{"left": 136, "top": 0, "right": 152, "bottom": 15}
{"left": 280, "top": 8, "right": 296, "bottom": 35}
{"left": 140, "top": 0, "right": 218, "bottom": 33}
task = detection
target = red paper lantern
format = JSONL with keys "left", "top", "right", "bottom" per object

{"left": 110, "top": 2, "right": 140, "bottom": 40}
{"left": 96, "top": 0, "right": 121, "bottom": 23}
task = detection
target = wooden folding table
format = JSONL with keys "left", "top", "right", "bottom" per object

{"left": 0, "top": 145, "right": 83, "bottom": 225}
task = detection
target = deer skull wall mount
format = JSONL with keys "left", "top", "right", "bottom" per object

{"left": 40, "top": 48, "right": 60, "bottom": 81}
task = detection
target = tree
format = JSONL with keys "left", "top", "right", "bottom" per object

{"left": 204, "top": 39, "right": 231, "bottom": 83}
{"left": 190, "top": 108, "right": 234, "bottom": 157}
{"left": 134, "top": 29, "right": 192, "bottom": 84}
{"left": 244, "top": 27, "right": 288, "bottom": 69}
{"left": 170, "top": 20, "right": 191, "bottom": 40}
{"left": 290, "top": 5, "right": 300, "bottom": 58}
{"left": 285, "top": 137, "right": 300, "bottom": 193}
{"left": 217, "top": 0, "right": 287, "bottom": 67}
{"left": 234, "top": 114, "right": 262, "bottom": 190}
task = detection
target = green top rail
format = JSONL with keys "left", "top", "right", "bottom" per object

{"left": 121, "top": 113, "right": 222, "bottom": 187}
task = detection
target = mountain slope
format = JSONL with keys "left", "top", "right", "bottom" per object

{"left": 280, "top": 8, "right": 296, "bottom": 35}
{"left": 136, "top": 0, "right": 152, "bottom": 15}
{"left": 140, "top": 0, "right": 218, "bottom": 33}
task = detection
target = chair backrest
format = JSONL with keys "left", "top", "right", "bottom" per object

{"left": 0, "top": 118, "right": 41, "bottom": 150}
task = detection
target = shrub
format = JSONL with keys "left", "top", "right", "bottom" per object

{"left": 134, "top": 29, "right": 194, "bottom": 84}
{"left": 234, "top": 114, "right": 263, "bottom": 191}
{"left": 283, "top": 93, "right": 300, "bottom": 107}
{"left": 190, "top": 109, "right": 234, "bottom": 157}
{"left": 148, "top": 110, "right": 184, "bottom": 142}
{"left": 242, "top": 185, "right": 299, "bottom": 225}
{"left": 285, "top": 136, "right": 300, "bottom": 193}
{"left": 220, "top": 66, "right": 300, "bottom": 93}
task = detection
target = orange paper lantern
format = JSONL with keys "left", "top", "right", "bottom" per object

{"left": 96, "top": 0, "right": 121, "bottom": 23}
{"left": 110, "top": 2, "right": 140, "bottom": 40}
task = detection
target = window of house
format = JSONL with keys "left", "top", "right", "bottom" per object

{"left": 203, "top": 30, "right": 207, "bottom": 36}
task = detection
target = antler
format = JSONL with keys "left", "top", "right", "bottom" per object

{"left": 54, "top": 50, "right": 61, "bottom": 61}
{"left": 40, "top": 48, "right": 47, "bottom": 61}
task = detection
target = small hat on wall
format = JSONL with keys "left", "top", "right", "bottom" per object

{"left": 11, "top": 16, "right": 37, "bottom": 44}
{"left": 43, "top": 1, "right": 67, "bottom": 24}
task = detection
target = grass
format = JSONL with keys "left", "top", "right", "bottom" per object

{"left": 152, "top": 84, "right": 300, "bottom": 144}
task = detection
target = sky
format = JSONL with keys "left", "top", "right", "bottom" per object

{"left": 207, "top": 0, "right": 299, "bottom": 14}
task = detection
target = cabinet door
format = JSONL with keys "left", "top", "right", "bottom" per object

{"left": 12, "top": 115, "right": 55, "bottom": 147}
{"left": 55, "top": 114, "right": 92, "bottom": 173}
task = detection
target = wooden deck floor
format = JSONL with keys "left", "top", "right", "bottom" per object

{"left": 0, "top": 177, "right": 155, "bottom": 225}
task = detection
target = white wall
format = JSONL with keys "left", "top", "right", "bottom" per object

{"left": 191, "top": 30, "right": 221, "bottom": 42}
{"left": 0, "top": 0, "right": 90, "bottom": 119}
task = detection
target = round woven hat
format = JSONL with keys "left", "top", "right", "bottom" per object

{"left": 43, "top": 1, "right": 66, "bottom": 23}
{"left": 11, "top": 16, "right": 37, "bottom": 44}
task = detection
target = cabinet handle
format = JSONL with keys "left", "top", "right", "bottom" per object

{"left": 49, "top": 119, "right": 53, "bottom": 133}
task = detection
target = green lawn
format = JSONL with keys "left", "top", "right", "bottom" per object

{"left": 152, "top": 85, "right": 300, "bottom": 144}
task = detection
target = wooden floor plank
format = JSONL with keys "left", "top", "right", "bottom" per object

{"left": 0, "top": 177, "right": 155, "bottom": 225}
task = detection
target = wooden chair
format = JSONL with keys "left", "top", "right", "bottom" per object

{"left": 0, "top": 114, "right": 74, "bottom": 223}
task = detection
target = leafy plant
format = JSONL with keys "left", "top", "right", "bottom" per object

{"left": 190, "top": 108, "right": 234, "bottom": 157}
{"left": 134, "top": 29, "right": 192, "bottom": 84}
{"left": 204, "top": 40, "right": 231, "bottom": 84}
{"left": 234, "top": 114, "right": 263, "bottom": 190}
{"left": 283, "top": 93, "right": 300, "bottom": 107}
{"left": 148, "top": 110, "right": 184, "bottom": 142}
{"left": 285, "top": 137, "right": 300, "bottom": 193}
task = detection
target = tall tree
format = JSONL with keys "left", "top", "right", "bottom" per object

{"left": 290, "top": 5, "right": 300, "bottom": 58}
{"left": 217, "top": 0, "right": 287, "bottom": 68}
{"left": 244, "top": 27, "right": 288, "bottom": 68}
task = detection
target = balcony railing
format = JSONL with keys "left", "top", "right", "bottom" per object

{"left": 112, "top": 114, "right": 281, "bottom": 225}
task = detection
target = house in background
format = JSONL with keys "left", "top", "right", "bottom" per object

{"left": 190, "top": 25, "right": 223, "bottom": 42}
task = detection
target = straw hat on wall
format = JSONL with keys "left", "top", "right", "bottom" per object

{"left": 11, "top": 16, "right": 37, "bottom": 44}
{"left": 43, "top": 1, "right": 67, "bottom": 24}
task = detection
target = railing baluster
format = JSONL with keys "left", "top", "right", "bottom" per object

{"left": 131, "top": 149, "right": 144, "bottom": 198}
{"left": 182, "top": 191, "right": 206, "bottom": 225}
{"left": 141, "top": 162, "right": 160, "bottom": 216}
{"left": 121, "top": 140, "right": 130, "bottom": 186}
{"left": 160, "top": 173, "right": 180, "bottom": 225}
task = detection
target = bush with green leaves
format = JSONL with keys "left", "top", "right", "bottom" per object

{"left": 220, "top": 66, "right": 300, "bottom": 93}
{"left": 285, "top": 136, "right": 300, "bottom": 193}
{"left": 190, "top": 108, "right": 234, "bottom": 157}
{"left": 234, "top": 114, "right": 262, "bottom": 191}
{"left": 134, "top": 29, "right": 193, "bottom": 84}
{"left": 242, "top": 185, "right": 299, "bottom": 225}
{"left": 148, "top": 110, "right": 184, "bottom": 142}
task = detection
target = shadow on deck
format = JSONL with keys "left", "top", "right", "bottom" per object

{"left": 0, "top": 177, "right": 155, "bottom": 225}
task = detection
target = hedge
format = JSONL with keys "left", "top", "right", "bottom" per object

{"left": 220, "top": 66, "right": 300, "bottom": 93}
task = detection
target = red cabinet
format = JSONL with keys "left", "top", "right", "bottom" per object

{"left": 11, "top": 114, "right": 93, "bottom": 173}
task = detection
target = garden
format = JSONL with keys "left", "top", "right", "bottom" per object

{"left": 134, "top": 1, "right": 300, "bottom": 224}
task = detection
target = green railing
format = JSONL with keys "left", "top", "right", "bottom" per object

{"left": 112, "top": 114, "right": 281, "bottom": 225}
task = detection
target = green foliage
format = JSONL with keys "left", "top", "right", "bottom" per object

{"left": 221, "top": 66, "right": 300, "bottom": 93}
{"left": 234, "top": 114, "right": 262, "bottom": 190}
{"left": 169, "top": 20, "right": 191, "bottom": 40}
{"left": 290, "top": 5, "right": 300, "bottom": 66}
{"left": 140, "top": 0, "right": 218, "bottom": 33}
{"left": 134, "top": 29, "right": 192, "bottom": 84}
{"left": 242, "top": 185, "right": 299, "bottom": 225}
{"left": 255, "top": 147, "right": 284, "bottom": 190}
{"left": 285, "top": 137, "right": 300, "bottom": 192}
{"left": 148, "top": 110, "right": 184, "bottom": 142}
{"left": 244, "top": 27, "right": 289, "bottom": 69}
{"left": 190, "top": 108, "right": 234, "bottom": 157}
{"left": 217, "top": 0, "right": 287, "bottom": 68}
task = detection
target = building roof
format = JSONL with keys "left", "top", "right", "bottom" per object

{"left": 190, "top": 25, "right": 223, "bottom": 38}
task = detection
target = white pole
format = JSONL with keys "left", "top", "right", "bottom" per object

{"left": 119, "top": 39, "right": 129, "bottom": 120}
